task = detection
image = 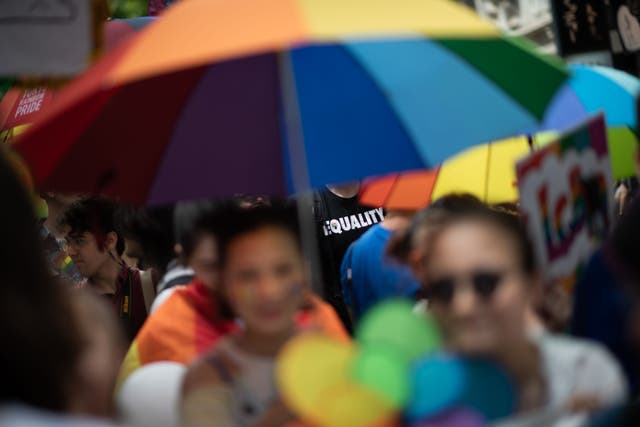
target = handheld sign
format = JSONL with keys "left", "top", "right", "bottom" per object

{"left": 516, "top": 115, "right": 615, "bottom": 291}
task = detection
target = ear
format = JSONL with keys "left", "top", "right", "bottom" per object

{"left": 174, "top": 243, "right": 183, "bottom": 256}
{"left": 407, "top": 247, "right": 427, "bottom": 284}
{"left": 104, "top": 231, "right": 118, "bottom": 253}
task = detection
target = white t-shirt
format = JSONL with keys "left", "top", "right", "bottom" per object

{"left": 495, "top": 334, "right": 628, "bottom": 427}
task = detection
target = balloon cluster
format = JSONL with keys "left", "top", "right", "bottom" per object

{"left": 277, "top": 300, "right": 517, "bottom": 427}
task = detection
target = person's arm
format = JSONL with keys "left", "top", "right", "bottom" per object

{"left": 181, "top": 354, "right": 237, "bottom": 427}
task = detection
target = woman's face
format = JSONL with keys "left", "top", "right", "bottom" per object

{"left": 421, "top": 220, "right": 533, "bottom": 357}
{"left": 222, "top": 226, "right": 305, "bottom": 336}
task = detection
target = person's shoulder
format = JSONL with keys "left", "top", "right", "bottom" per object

{"left": 539, "top": 333, "right": 628, "bottom": 404}
{"left": 351, "top": 224, "right": 385, "bottom": 249}
{"left": 149, "top": 286, "right": 181, "bottom": 313}
{"left": 539, "top": 333, "right": 621, "bottom": 370}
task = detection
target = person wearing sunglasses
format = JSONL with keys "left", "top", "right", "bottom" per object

{"left": 388, "top": 195, "right": 627, "bottom": 425}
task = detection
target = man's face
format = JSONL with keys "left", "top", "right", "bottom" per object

{"left": 64, "top": 231, "right": 113, "bottom": 279}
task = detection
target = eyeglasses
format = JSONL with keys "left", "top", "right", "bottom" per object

{"left": 424, "top": 270, "right": 507, "bottom": 305}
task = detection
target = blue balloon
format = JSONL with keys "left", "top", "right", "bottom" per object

{"left": 458, "top": 359, "right": 516, "bottom": 422}
{"left": 406, "top": 353, "right": 466, "bottom": 420}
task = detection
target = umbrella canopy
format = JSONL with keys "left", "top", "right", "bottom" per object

{"left": 359, "top": 136, "right": 532, "bottom": 210}
{"left": 543, "top": 65, "right": 640, "bottom": 179}
{"left": 13, "top": 0, "right": 567, "bottom": 205}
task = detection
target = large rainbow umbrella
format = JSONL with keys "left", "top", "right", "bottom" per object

{"left": 13, "top": 0, "right": 567, "bottom": 205}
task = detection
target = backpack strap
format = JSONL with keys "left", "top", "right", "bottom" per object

{"left": 139, "top": 269, "right": 156, "bottom": 314}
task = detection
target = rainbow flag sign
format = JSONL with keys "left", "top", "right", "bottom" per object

{"left": 516, "top": 115, "right": 615, "bottom": 291}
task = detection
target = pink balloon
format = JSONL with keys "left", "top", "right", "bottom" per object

{"left": 410, "top": 408, "right": 486, "bottom": 427}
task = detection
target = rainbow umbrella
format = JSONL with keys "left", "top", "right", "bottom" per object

{"left": 543, "top": 65, "right": 640, "bottom": 179}
{"left": 360, "top": 136, "right": 532, "bottom": 209}
{"left": 13, "top": 0, "right": 567, "bottom": 205}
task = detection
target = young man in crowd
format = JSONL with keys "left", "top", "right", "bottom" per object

{"left": 60, "top": 196, "right": 151, "bottom": 342}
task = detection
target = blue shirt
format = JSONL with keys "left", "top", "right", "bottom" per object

{"left": 340, "top": 224, "right": 419, "bottom": 321}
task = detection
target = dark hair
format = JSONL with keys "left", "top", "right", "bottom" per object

{"left": 387, "top": 194, "right": 486, "bottom": 264}
{"left": 388, "top": 194, "right": 536, "bottom": 276}
{"left": 115, "top": 204, "right": 174, "bottom": 274}
{"left": 59, "top": 196, "right": 125, "bottom": 256}
{"left": 213, "top": 200, "right": 301, "bottom": 267}
{"left": 173, "top": 200, "right": 220, "bottom": 259}
{"left": 0, "top": 151, "right": 81, "bottom": 410}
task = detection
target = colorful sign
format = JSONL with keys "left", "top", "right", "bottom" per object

{"left": 516, "top": 115, "right": 615, "bottom": 290}
{"left": 0, "top": 86, "right": 55, "bottom": 143}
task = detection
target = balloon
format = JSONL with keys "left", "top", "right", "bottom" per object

{"left": 116, "top": 362, "right": 187, "bottom": 427}
{"left": 351, "top": 344, "right": 410, "bottom": 408}
{"left": 317, "top": 381, "right": 396, "bottom": 427}
{"left": 277, "top": 333, "right": 354, "bottom": 422}
{"left": 356, "top": 299, "right": 442, "bottom": 361}
{"left": 406, "top": 353, "right": 465, "bottom": 420}
{"left": 458, "top": 359, "right": 516, "bottom": 422}
{"left": 410, "top": 408, "right": 486, "bottom": 427}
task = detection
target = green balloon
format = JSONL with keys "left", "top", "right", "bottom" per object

{"left": 351, "top": 344, "right": 409, "bottom": 408}
{"left": 356, "top": 299, "right": 442, "bottom": 361}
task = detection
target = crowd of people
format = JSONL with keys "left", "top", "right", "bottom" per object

{"left": 1, "top": 144, "right": 640, "bottom": 427}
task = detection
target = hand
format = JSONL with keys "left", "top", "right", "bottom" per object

{"left": 566, "top": 394, "right": 602, "bottom": 413}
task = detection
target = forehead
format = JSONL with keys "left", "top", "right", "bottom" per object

{"left": 426, "top": 221, "right": 518, "bottom": 270}
{"left": 190, "top": 234, "right": 217, "bottom": 259}
{"left": 225, "top": 227, "right": 300, "bottom": 264}
{"left": 65, "top": 229, "right": 92, "bottom": 239}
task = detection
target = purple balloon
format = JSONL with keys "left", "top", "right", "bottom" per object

{"left": 410, "top": 408, "right": 486, "bottom": 427}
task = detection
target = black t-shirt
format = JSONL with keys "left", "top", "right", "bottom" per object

{"left": 312, "top": 189, "right": 384, "bottom": 327}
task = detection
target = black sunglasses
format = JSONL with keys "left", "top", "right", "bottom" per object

{"left": 424, "top": 270, "right": 505, "bottom": 305}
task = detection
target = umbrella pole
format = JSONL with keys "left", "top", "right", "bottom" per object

{"left": 279, "top": 52, "right": 325, "bottom": 299}
{"left": 484, "top": 142, "right": 492, "bottom": 203}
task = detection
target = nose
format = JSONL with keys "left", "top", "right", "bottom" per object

{"left": 67, "top": 245, "right": 78, "bottom": 257}
{"left": 255, "top": 275, "right": 282, "bottom": 301}
{"left": 449, "top": 283, "right": 478, "bottom": 317}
